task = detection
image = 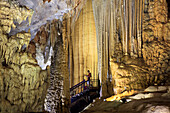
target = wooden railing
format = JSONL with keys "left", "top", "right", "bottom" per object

{"left": 70, "top": 79, "right": 87, "bottom": 96}
{"left": 70, "top": 79, "right": 100, "bottom": 97}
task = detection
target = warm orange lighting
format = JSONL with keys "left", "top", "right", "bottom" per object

{"left": 106, "top": 90, "right": 137, "bottom": 101}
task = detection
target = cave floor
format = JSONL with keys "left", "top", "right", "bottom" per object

{"left": 82, "top": 97, "right": 170, "bottom": 113}
{"left": 81, "top": 86, "right": 170, "bottom": 113}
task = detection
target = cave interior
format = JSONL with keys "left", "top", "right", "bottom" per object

{"left": 0, "top": 0, "right": 170, "bottom": 113}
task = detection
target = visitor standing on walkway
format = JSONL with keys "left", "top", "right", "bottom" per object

{"left": 85, "top": 70, "right": 91, "bottom": 87}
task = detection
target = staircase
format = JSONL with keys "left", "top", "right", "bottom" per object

{"left": 70, "top": 79, "right": 100, "bottom": 113}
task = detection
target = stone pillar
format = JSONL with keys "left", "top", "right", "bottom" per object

{"left": 45, "top": 21, "right": 70, "bottom": 113}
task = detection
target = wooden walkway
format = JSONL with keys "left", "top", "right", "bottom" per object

{"left": 70, "top": 79, "right": 100, "bottom": 113}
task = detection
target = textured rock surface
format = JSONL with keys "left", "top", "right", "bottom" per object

{"left": 142, "top": 0, "right": 170, "bottom": 85}
{"left": 2, "top": 0, "right": 87, "bottom": 40}
{"left": 0, "top": 2, "right": 49, "bottom": 112}
{"left": 82, "top": 86, "right": 170, "bottom": 113}
{"left": 44, "top": 20, "right": 70, "bottom": 113}
{"left": 62, "top": 0, "right": 98, "bottom": 87}
{"left": 6, "top": 0, "right": 72, "bottom": 38}
{"left": 92, "top": 0, "right": 144, "bottom": 97}
{"left": 0, "top": 0, "right": 170, "bottom": 112}
{"left": 110, "top": 56, "right": 150, "bottom": 94}
{"left": 0, "top": 0, "right": 85, "bottom": 112}
{"left": 104, "top": 0, "right": 170, "bottom": 94}
{"left": 0, "top": 1, "right": 33, "bottom": 34}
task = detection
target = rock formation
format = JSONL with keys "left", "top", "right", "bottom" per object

{"left": 62, "top": 0, "right": 98, "bottom": 87}
{"left": 91, "top": 0, "right": 170, "bottom": 95}
{"left": 44, "top": 20, "right": 70, "bottom": 113}
{"left": 0, "top": 1, "right": 49, "bottom": 112}
{"left": 0, "top": 0, "right": 169, "bottom": 112}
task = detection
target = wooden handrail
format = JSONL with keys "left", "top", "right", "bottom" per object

{"left": 70, "top": 79, "right": 100, "bottom": 93}
{"left": 70, "top": 79, "right": 87, "bottom": 92}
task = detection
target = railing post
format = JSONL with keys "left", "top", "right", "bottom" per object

{"left": 83, "top": 80, "right": 86, "bottom": 91}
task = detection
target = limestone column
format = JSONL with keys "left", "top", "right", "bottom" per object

{"left": 45, "top": 21, "right": 70, "bottom": 113}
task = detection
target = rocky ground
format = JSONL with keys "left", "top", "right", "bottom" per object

{"left": 81, "top": 86, "right": 170, "bottom": 113}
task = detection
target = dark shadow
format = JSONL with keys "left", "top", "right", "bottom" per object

{"left": 167, "top": 0, "right": 170, "bottom": 19}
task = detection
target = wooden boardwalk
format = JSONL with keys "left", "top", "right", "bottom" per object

{"left": 70, "top": 79, "right": 100, "bottom": 113}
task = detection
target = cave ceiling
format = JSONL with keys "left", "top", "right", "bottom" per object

{"left": 7, "top": 0, "right": 83, "bottom": 40}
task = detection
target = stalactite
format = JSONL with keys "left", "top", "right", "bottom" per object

{"left": 79, "top": 10, "right": 84, "bottom": 82}
{"left": 113, "top": 0, "right": 117, "bottom": 56}
{"left": 68, "top": 0, "right": 98, "bottom": 86}
{"left": 82, "top": 3, "right": 87, "bottom": 79}
{"left": 137, "top": 0, "right": 140, "bottom": 57}
{"left": 92, "top": 0, "right": 114, "bottom": 97}
{"left": 67, "top": 17, "right": 73, "bottom": 87}
{"left": 129, "top": 0, "right": 132, "bottom": 56}
{"left": 110, "top": 0, "right": 114, "bottom": 58}
{"left": 125, "top": 0, "right": 128, "bottom": 55}
{"left": 92, "top": 0, "right": 150, "bottom": 97}
{"left": 120, "top": 0, "right": 125, "bottom": 55}
{"left": 135, "top": 0, "right": 138, "bottom": 56}
{"left": 132, "top": 0, "right": 136, "bottom": 56}
{"left": 139, "top": 0, "right": 143, "bottom": 57}
{"left": 131, "top": 0, "right": 134, "bottom": 56}
{"left": 74, "top": 17, "right": 79, "bottom": 84}
{"left": 92, "top": 0, "right": 102, "bottom": 83}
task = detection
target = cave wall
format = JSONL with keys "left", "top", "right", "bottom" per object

{"left": 142, "top": 0, "right": 170, "bottom": 85}
{"left": 0, "top": 0, "right": 86, "bottom": 112}
{"left": 112, "top": 0, "right": 170, "bottom": 94}
{"left": 0, "top": 1, "right": 49, "bottom": 112}
{"left": 92, "top": 0, "right": 170, "bottom": 95}
{"left": 62, "top": 0, "right": 169, "bottom": 96}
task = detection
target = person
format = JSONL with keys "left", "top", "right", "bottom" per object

{"left": 85, "top": 70, "right": 91, "bottom": 87}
